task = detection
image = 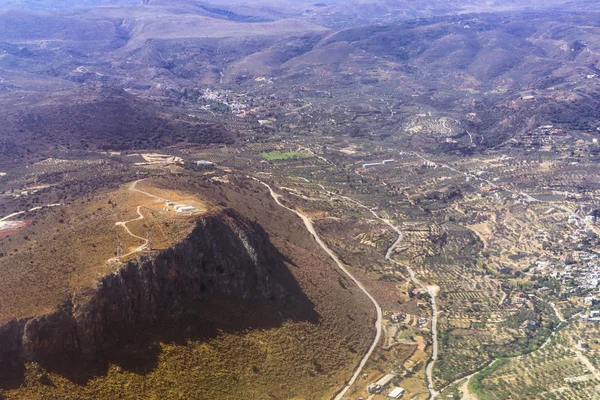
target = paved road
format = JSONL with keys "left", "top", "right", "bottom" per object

{"left": 408, "top": 266, "right": 440, "bottom": 398}
{"left": 253, "top": 178, "right": 383, "bottom": 400}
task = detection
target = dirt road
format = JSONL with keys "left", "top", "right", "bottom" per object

{"left": 371, "top": 212, "right": 439, "bottom": 399}
{"left": 308, "top": 178, "right": 440, "bottom": 398}
{"left": 458, "top": 376, "right": 477, "bottom": 400}
{"left": 0, "top": 203, "right": 63, "bottom": 222}
{"left": 114, "top": 205, "right": 149, "bottom": 258}
{"left": 406, "top": 266, "right": 439, "bottom": 398}
{"left": 253, "top": 178, "right": 383, "bottom": 400}
{"left": 0, "top": 211, "right": 25, "bottom": 222}
{"left": 130, "top": 179, "right": 167, "bottom": 202}
{"left": 111, "top": 180, "right": 166, "bottom": 260}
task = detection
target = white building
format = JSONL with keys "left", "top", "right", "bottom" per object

{"left": 363, "top": 162, "right": 382, "bottom": 169}
{"left": 175, "top": 205, "right": 198, "bottom": 215}
{"left": 584, "top": 296, "right": 598, "bottom": 306}
{"left": 388, "top": 387, "right": 406, "bottom": 399}
{"left": 368, "top": 374, "right": 396, "bottom": 394}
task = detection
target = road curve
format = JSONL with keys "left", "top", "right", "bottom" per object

{"left": 0, "top": 211, "right": 25, "bottom": 222}
{"left": 303, "top": 177, "right": 439, "bottom": 398}
{"left": 116, "top": 206, "right": 146, "bottom": 241}
{"left": 253, "top": 178, "right": 383, "bottom": 400}
{"left": 130, "top": 179, "right": 168, "bottom": 202}
{"left": 325, "top": 184, "right": 439, "bottom": 398}
{"left": 114, "top": 205, "right": 150, "bottom": 258}
{"left": 112, "top": 180, "right": 165, "bottom": 260}
{"left": 376, "top": 215, "right": 439, "bottom": 399}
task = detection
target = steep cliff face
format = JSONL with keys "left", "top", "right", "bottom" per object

{"left": 0, "top": 208, "right": 306, "bottom": 370}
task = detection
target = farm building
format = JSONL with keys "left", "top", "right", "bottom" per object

{"left": 363, "top": 162, "right": 382, "bottom": 168}
{"left": 388, "top": 387, "right": 405, "bottom": 399}
{"left": 368, "top": 374, "right": 396, "bottom": 394}
{"left": 175, "top": 205, "right": 199, "bottom": 215}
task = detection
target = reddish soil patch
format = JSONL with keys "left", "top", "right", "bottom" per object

{"left": 0, "top": 220, "right": 30, "bottom": 238}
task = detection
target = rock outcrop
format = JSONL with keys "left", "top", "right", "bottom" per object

{"left": 0, "top": 208, "right": 302, "bottom": 370}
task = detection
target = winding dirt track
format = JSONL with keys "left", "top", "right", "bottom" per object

{"left": 130, "top": 179, "right": 167, "bottom": 202}
{"left": 253, "top": 178, "right": 383, "bottom": 400}
{"left": 115, "top": 205, "right": 148, "bottom": 258}
{"left": 315, "top": 181, "right": 439, "bottom": 398}
{"left": 287, "top": 176, "right": 440, "bottom": 398}
{"left": 373, "top": 213, "right": 439, "bottom": 399}
{"left": 0, "top": 211, "right": 25, "bottom": 222}
{"left": 113, "top": 180, "right": 168, "bottom": 259}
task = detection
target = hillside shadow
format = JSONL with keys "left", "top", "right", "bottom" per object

{"left": 36, "top": 294, "right": 312, "bottom": 386}
{"left": 0, "top": 353, "right": 25, "bottom": 390}
{"left": 1, "top": 215, "right": 320, "bottom": 388}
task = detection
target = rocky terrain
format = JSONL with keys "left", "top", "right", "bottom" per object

{"left": 2, "top": 3, "right": 600, "bottom": 159}
{"left": 0, "top": 177, "right": 375, "bottom": 399}
{"left": 0, "top": 0, "right": 599, "bottom": 399}
{"left": 0, "top": 208, "right": 302, "bottom": 359}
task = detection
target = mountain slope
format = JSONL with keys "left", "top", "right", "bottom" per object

{"left": 0, "top": 176, "right": 375, "bottom": 399}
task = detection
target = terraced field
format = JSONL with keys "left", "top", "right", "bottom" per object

{"left": 470, "top": 339, "right": 600, "bottom": 399}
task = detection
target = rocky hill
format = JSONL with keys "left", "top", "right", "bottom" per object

{"left": 0, "top": 177, "right": 375, "bottom": 399}
{"left": 0, "top": 208, "right": 307, "bottom": 362}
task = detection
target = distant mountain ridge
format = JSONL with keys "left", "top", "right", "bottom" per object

{"left": 0, "top": 0, "right": 580, "bottom": 16}
{"left": 0, "top": 0, "right": 598, "bottom": 157}
{"left": 0, "top": 0, "right": 140, "bottom": 10}
{"left": 305, "top": 0, "right": 580, "bottom": 27}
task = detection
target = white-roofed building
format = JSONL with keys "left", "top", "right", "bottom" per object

{"left": 388, "top": 387, "right": 405, "bottom": 399}
{"left": 175, "top": 205, "right": 199, "bottom": 215}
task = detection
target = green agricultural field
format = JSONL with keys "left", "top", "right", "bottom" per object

{"left": 469, "top": 338, "right": 600, "bottom": 400}
{"left": 260, "top": 151, "right": 310, "bottom": 161}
